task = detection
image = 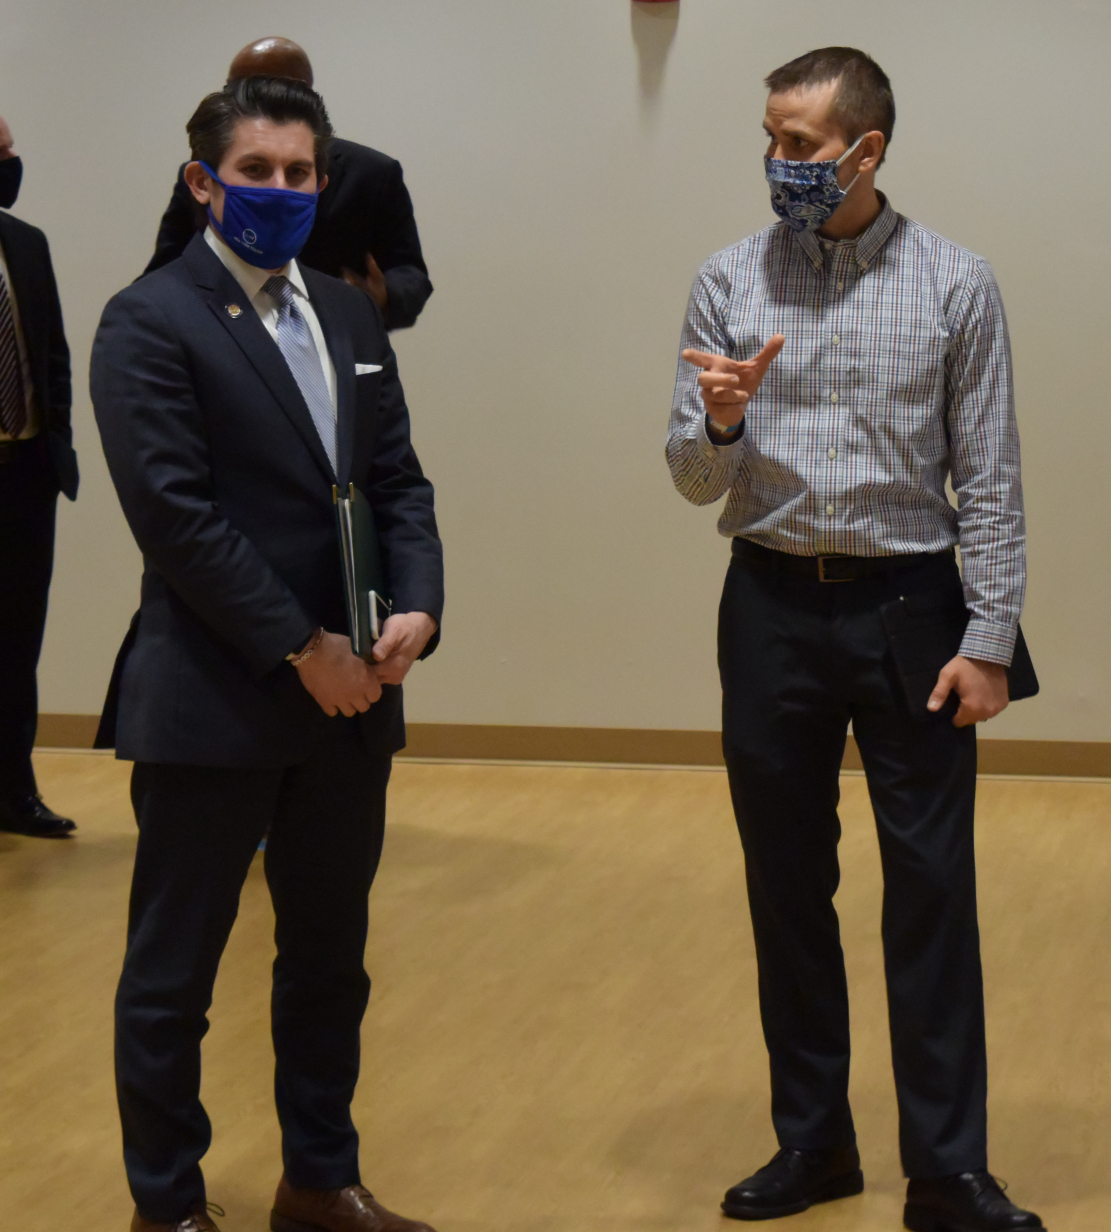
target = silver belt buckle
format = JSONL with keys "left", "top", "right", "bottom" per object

{"left": 817, "top": 555, "right": 853, "bottom": 583}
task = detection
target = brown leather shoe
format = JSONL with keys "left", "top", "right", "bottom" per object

{"left": 271, "top": 1174, "right": 436, "bottom": 1232}
{"left": 130, "top": 1205, "right": 222, "bottom": 1232}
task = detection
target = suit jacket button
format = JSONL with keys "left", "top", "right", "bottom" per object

{"left": 227, "top": 303, "right": 242, "bottom": 318}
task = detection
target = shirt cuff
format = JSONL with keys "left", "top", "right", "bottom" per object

{"left": 959, "top": 618, "right": 1017, "bottom": 667}
{"left": 697, "top": 412, "right": 746, "bottom": 461}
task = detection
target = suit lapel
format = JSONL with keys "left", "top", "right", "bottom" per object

{"left": 0, "top": 215, "right": 46, "bottom": 397}
{"left": 303, "top": 270, "right": 356, "bottom": 487}
{"left": 182, "top": 235, "right": 336, "bottom": 483}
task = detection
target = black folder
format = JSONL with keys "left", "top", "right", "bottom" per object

{"left": 880, "top": 590, "right": 1038, "bottom": 721}
{"left": 333, "top": 483, "right": 392, "bottom": 661}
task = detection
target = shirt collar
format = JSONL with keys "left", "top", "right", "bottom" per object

{"left": 204, "top": 226, "right": 309, "bottom": 303}
{"left": 793, "top": 193, "right": 898, "bottom": 273}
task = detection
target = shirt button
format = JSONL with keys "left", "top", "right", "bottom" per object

{"left": 831, "top": 334, "right": 841, "bottom": 345}
{"left": 826, "top": 503, "right": 835, "bottom": 516}
{"left": 830, "top": 392, "right": 839, "bottom": 403}
{"left": 828, "top": 447, "right": 837, "bottom": 459}
{"left": 837, "top": 281, "right": 845, "bottom": 291}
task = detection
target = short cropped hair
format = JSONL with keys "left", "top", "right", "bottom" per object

{"left": 764, "top": 47, "right": 895, "bottom": 164}
{"left": 186, "top": 75, "right": 333, "bottom": 179}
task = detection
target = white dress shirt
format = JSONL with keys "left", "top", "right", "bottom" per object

{"left": 204, "top": 226, "right": 337, "bottom": 417}
{"left": 0, "top": 238, "right": 38, "bottom": 440}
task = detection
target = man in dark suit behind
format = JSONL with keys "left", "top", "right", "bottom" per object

{"left": 91, "top": 77, "right": 443, "bottom": 1232}
{"left": 0, "top": 115, "right": 79, "bottom": 838}
{"left": 143, "top": 37, "right": 433, "bottom": 333}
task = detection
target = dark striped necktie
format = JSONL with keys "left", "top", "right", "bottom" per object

{"left": 0, "top": 262, "right": 28, "bottom": 439}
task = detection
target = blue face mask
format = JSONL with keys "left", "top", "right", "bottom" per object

{"left": 201, "top": 162, "right": 318, "bottom": 269}
{"left": 764, "top": 135, "right": 865, "bottom": 233}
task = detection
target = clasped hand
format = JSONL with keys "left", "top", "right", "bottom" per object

{"left": 341, "top": 252, "right": 389, "bottom": 312}
{"left": 293, "top": 612, "right": 437, "bottom": 717}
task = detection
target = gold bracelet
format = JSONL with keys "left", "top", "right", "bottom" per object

{"left": 288, "top": 627, "right": 325, "bottom": 666}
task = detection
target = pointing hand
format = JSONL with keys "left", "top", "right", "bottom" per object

{"left": 682, "top": 335, "right": 786, "bottom": 429}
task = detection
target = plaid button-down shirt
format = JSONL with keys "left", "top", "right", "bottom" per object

{"left": 666, "top": 196, "right": 1024, "bottom": 665}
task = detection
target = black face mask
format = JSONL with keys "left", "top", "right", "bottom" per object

{"left": 0, "top": 157, "right": 23, "bottom": 209}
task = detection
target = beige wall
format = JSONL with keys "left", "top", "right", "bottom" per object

{"left": 3, "top": 0, "right": 1108, "bottom": 740}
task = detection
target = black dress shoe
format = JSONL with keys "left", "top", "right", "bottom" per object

{"left": 722, "top": 1145, "right": 864, "bottom": 1220}
{"left": 0, "top": 794, "right": 77, "bottom": 838}
{"left": 904, "top": 1172, "right": 1043, "bottom": 1231}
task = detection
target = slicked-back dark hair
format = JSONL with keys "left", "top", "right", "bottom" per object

{"left": 186, "top": 75, "right": 333, "bottom": 179}
{"left": 765, "top": 47, "right": 894, "bottom": 165}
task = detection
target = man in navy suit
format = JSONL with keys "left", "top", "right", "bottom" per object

{"left": 91, "top": 77, "right": 443, "bottom": 1232}
{"left": 143, "top": 37, "right": 433, "bottom": 333}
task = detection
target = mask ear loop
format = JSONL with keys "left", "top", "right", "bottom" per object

{"left": 834, "top": 133, "right": 868, "bottom": 194}
{"left": 199, "top": 161, "right": 226, "bottom": 187}
{"left": 199, "top": 162, "right": 232, "bottom": 243}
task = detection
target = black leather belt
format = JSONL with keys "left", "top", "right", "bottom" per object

{"left": 731, "top": 536, "right": 954, "bottom": 583}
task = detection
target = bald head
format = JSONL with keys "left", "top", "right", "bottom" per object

{"left": 227, "top": 37, "right": 313, "bottom": 87}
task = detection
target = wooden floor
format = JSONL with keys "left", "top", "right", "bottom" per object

{"left": 1, "top": 755, "right": 1108, "bottom": 1232}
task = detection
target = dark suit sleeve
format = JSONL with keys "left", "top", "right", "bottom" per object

{"left": 142, "top": 167, "right": 203, "bottom": 276}
{"left": 41, "top": 237, "right": 71, "bottom": 434}
{"left": 372, "top": 161, "right": 434, "bottom": 332}
{"left": 38, "top": 230, "right": 77, "bottom": 499}
{"left": 90, "top": 288, "right": 317, "bottom": 677}
{"left": 356, "top": 305, "right": 443, "bottom": 657}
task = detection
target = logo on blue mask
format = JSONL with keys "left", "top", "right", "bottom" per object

{"left": 765, "top": 135, "right": 865, "bottom": 233}
{"left": 201, "top": 162, "right": 318, "bottom": 269}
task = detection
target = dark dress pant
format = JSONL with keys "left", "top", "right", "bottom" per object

{"left": 116, "top": 726, "right": 392, "bottom": 1223}
{"left": 718, "top": 543, "right": 986, "bottom": 1178}
{"left": 0, "top": 435, "right": 57, "bottom": 801}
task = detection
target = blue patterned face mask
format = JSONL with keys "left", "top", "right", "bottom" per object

{"left": 765, "top": 135, "right": 865, "bottom": 233}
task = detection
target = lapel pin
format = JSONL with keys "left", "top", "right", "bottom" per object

{"left": 226, "top": 303, "right": 242, "bottom": 318}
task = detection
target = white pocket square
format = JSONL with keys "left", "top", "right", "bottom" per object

{"left": 354, "top": 363, "right": 383, "bottom": 375}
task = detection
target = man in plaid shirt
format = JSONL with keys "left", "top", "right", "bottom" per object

{"left": 667, "top": 47, "right": 1041, "bottom": 1232}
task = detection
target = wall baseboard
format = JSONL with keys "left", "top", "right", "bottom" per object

{"left": 36, "top": 714, "right": 102, "bottom": 750}
{"left": 400, "top": 724, "right": 1111, "bottom": 777}
{"left": 34, "top": 715, "right": 1111, "bottom": 778}
{"left": 400, "top": 723, "right": 725, "bottom": 766}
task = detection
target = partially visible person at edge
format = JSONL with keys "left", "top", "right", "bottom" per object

{"left": 143, "top": 37, "right": 433, "bottom": 332}
{"left": 0, "top": 113, "right": 79, "bottom": 839}
{"left": 666, "top": 47, "right": 1043, "bottom": 1232}
{"left": 91, "top": 76, "right": 443, "bottom": 1232}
